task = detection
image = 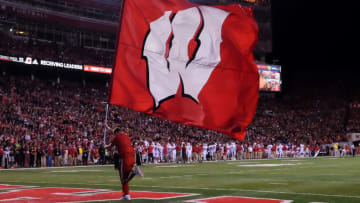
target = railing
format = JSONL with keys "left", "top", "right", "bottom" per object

{"left": 0, "top": 0, "right": 118, "bottom": 32}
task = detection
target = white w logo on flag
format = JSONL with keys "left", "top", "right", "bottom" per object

{"left": 142, "top": 6, "right": 229, "bottom": 109}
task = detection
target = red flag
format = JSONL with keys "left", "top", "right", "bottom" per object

{"left": 109, "top": 0, "right": 259, "bottom": 141}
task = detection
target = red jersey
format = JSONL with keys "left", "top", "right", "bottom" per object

{"left": 142, "top": 146, "right": 146, "bottom": 155}
{"left": 111, "top": 133, "right": 134, "bottom": 158}
{"left": 148, "top": 145, "right": 154, "bottom": 154}
{"left": 47, "top": 147, "right": 54, "bottom": 156}
{"left": 176, "top": 145, "right": 181, "bottom": 151}
{"left": 0, "top": 146, "right": 3, "bottom": 155}
{"left": 92, "top": 149, "right": 99, "bottom": 159}
{"left": 69, "top": 147, "right": 77, "bottom": 156}
{"left": 192, "top": 145, "right": 198, "bottom": 153}
{"left": 164, "top": 145, "right": 168, "bottom": 155}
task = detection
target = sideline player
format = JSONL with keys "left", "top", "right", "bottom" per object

{"left": 105, "top": 125, "right": 144, "bottom": 200}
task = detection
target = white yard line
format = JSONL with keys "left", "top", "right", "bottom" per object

{"left": 269, "top": 183, "right": 288, "bottom": 185}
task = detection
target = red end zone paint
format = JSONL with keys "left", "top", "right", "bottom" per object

{"left": 0, "top": 184, "right": 27, "bottom": 190}
{"left": 0, "top": 187, "right": 196, "bottom": 202}
{"left": 185, "top": 196, "right": 293, "bottom": 203}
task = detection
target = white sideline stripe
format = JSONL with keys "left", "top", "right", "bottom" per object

{"left": 2, "top": 181, "right": 360, "bottom": 199}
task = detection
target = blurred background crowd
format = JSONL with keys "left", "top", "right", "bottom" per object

{"left": 0, "top": 71, "right": 358, "bottom": 169}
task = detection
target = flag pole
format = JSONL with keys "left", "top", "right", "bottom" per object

{"left": 103, "top": 103, "right": 110, "bottom": 145}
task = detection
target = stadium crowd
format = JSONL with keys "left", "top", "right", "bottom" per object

{"left": 0, "top": 72, "right": 359, "bottom": 169}
{"left": 0, "top": 32, "right": 114, "bottom": 67}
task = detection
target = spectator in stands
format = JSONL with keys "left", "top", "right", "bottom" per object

{"left": 0, "top": 71, "right": 354, "bottom": 169}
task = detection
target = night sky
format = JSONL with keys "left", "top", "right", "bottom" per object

{"left": 271, "top": 0, "right": 357, "bottom": 84}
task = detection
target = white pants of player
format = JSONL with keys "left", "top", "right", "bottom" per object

{"left": 279, "top": 151, "right": 283, "bottom": 158}
{"left": 203, "top": 151, "right": 207, "bottom": 160}
{"left": 172, "top": 151, "right": 176, "bottom": 162}
{"left": 186, "top": 151, "right": 192, "bottom": 162}
{"left": 231, "top": 150, "right": 236, "bottom": 160}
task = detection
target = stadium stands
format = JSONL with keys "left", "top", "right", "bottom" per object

{"left": 0, "top": 69, "right": 357, "bottom": 169}
{"left": 0, "top": 0, "right": 118, "bottom": 67}
{"left": 0, "top": 0, "right": 358, "bottom": 169}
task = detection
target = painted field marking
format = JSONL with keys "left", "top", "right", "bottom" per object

{"left": 46, "top": 170, "right": 103, "bottom": 173}
{"left": 1, "top": 182, "right": 359, "bottom": 199}
{"left": 269, "top": 183, "right": 288, "bottom": 185}
{"left": 185, "top": 196, "right": 293, "bottom": 203}
{"left": 228, "top": 162, "right": 261, "bottom": 165}
{"left": 132, "top": 185, "right": 360, "bottom": 199}
{"left": 0, "top": 186, "right": 198, "bottom": 202}
{"left": 281, "top": 160, "right": 303, "bottom": 162}
{"left": 309, "top": 202, "right": 328, "bottom": 203}
{"left": 0, "top": 184, "right": 32, "bottom": 190}
{"left": 154, "top": 165, "right": 195, "bottom": 168}
{"left": 160, "top": 176, "right": 183, "bottom": 179}
{"left": 238, "top": 164, "right": 300, "bottom": 167}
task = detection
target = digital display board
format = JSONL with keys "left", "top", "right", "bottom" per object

{"left": 1, "top": 54, "right": 282, "bottom": 91}
{"left": 257, "top": 64, "right": 282, "bottom": 92}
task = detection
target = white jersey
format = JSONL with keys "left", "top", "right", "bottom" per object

{"left": 230, "top": 143, "right": 236, "bottom": 159}
{"left": 208, "top": 144, "right": 215, "bottom": 156}
{"left": 159, "top": 144, "right": 164, "bottom": 160}
{"left": 267, "top": 144, "right": 272, "bottom": 154}
{"left": 63, "top": 149, "right": 68, "bottom": 165}
{"left": 186, "top": 144, "right": 192, "bottom": 159}
{"left": 203, "top": 145, "right": 208, "bottom": 154}
{"left": 203, "top": 144, "right": 208, "bottom": 160}
{"left": 186, "top": 144, "right": 192, "bottom": 153}
{"left": 171, "top": 144, "right": 176, "bottom": 161}
{"left": 153, "top": 144, "right": 159, "bottom": 158}
{"left": 300, "top": 144, "right": 305, "bottom": 154}
{"left": 167, "top": 143, "right": 172, "bottom": 155}
{"left": 226, "top": 144, "right": 231, "bottom": 156}
{"left": 230, "top": 143, "right": 236, "bottom": 152}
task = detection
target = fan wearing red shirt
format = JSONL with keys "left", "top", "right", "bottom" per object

{"left": 105, "top": 126, "right": 144, "bottom": 201}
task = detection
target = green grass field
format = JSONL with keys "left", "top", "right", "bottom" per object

{"left": 1, "top": 157, "right": 360, "bottom": 202}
